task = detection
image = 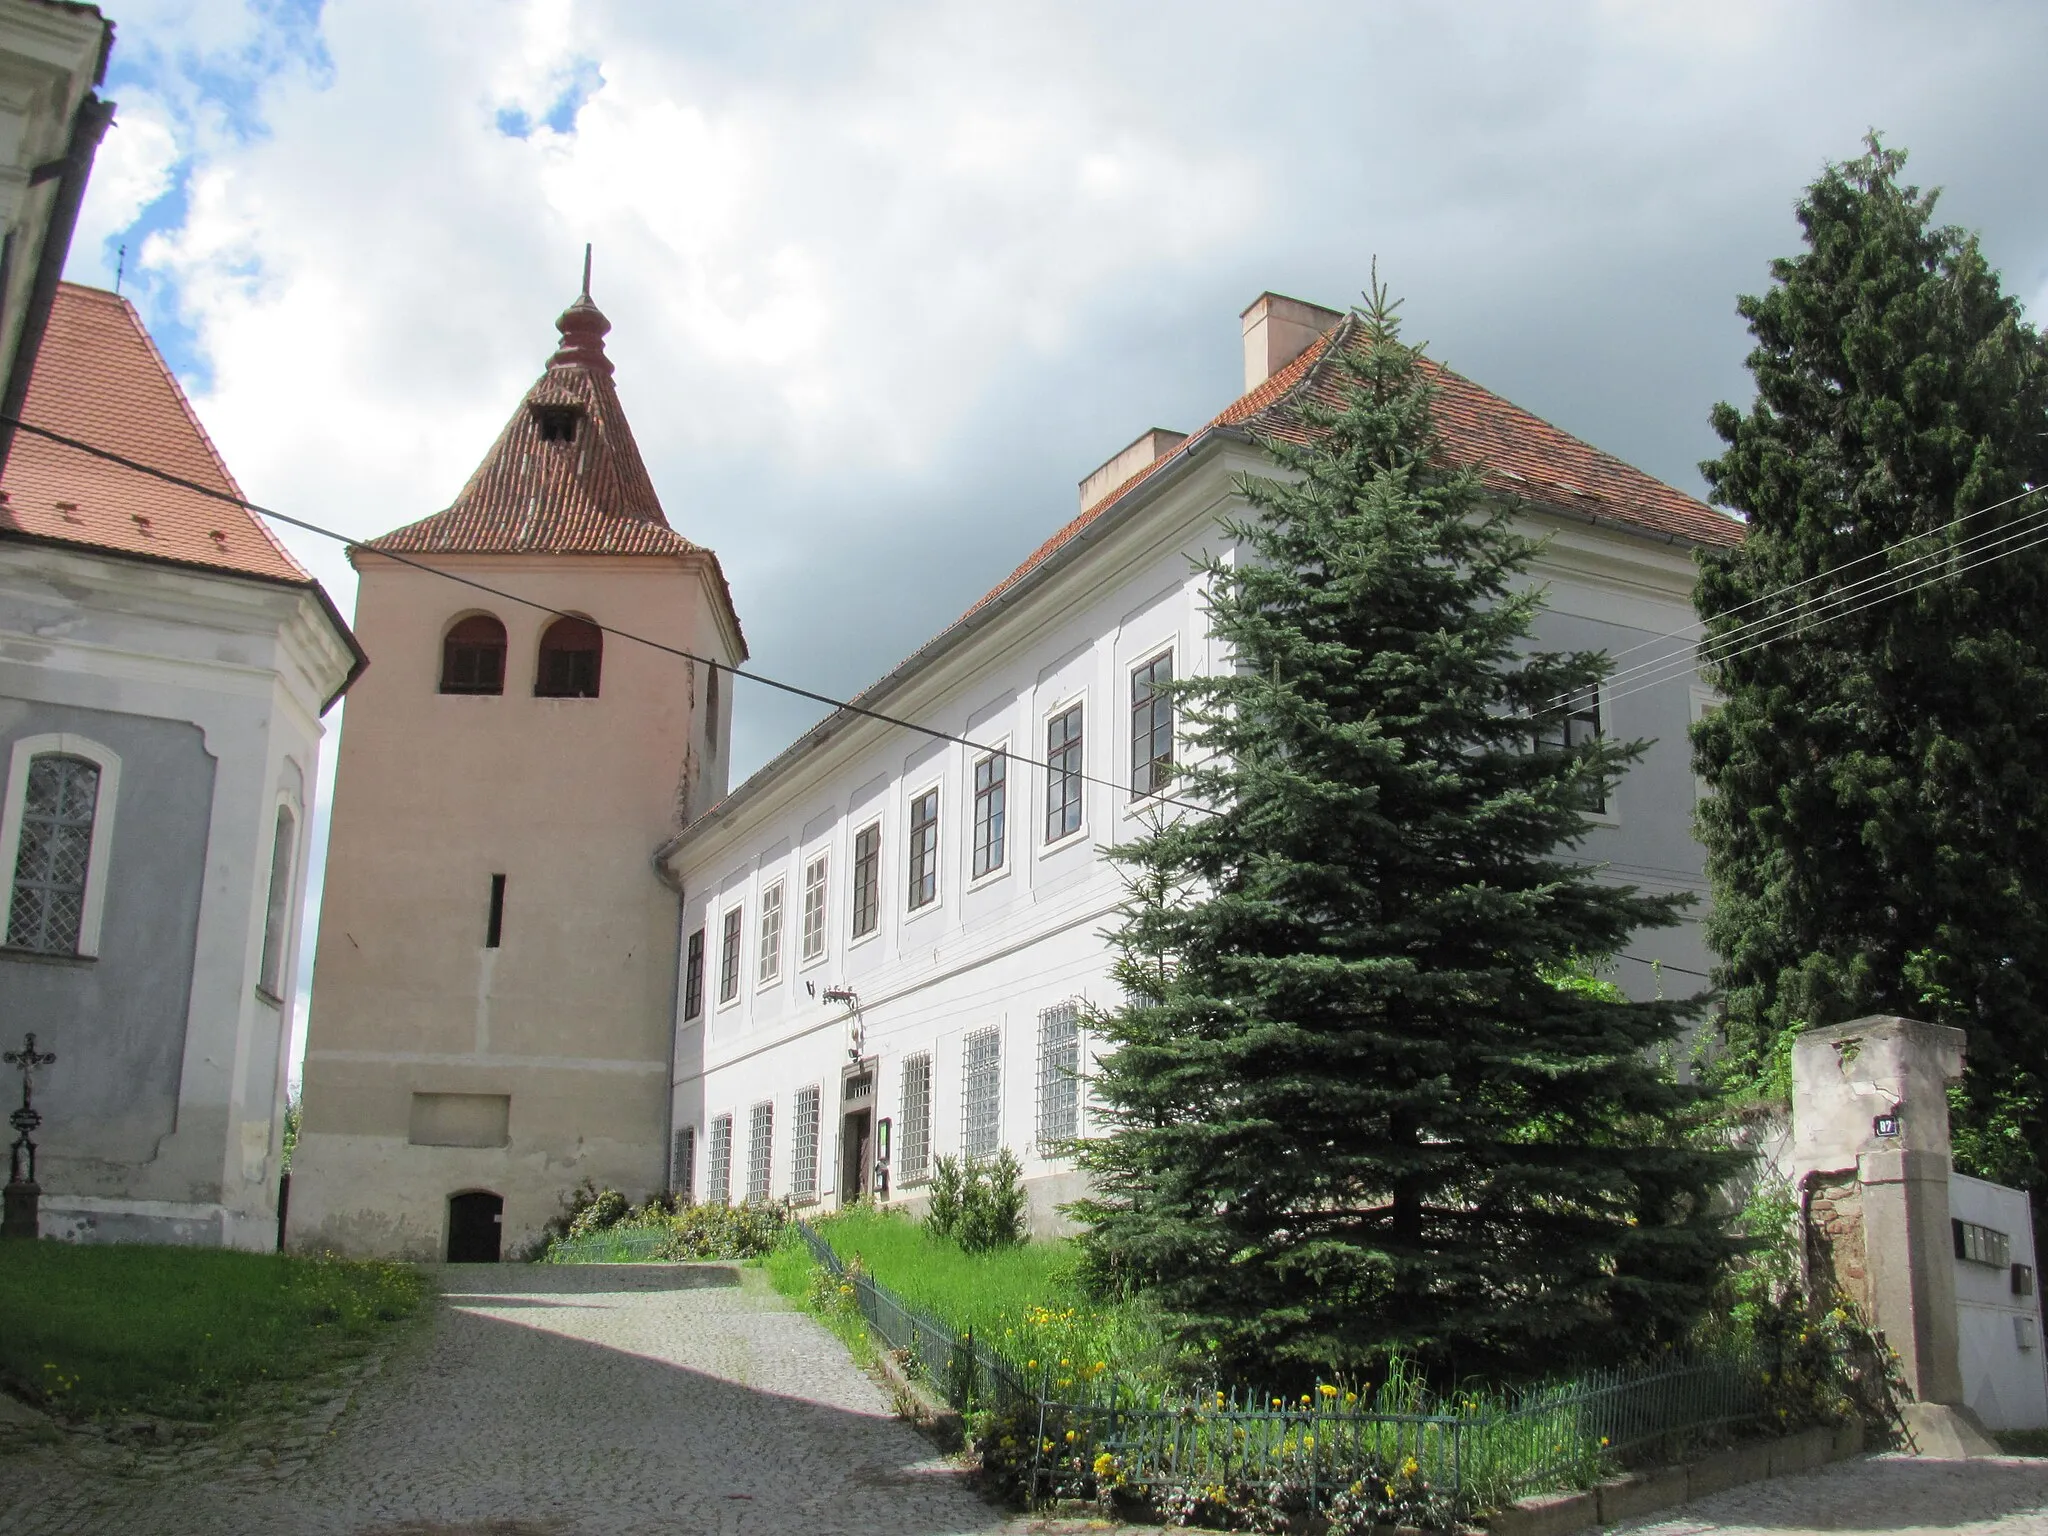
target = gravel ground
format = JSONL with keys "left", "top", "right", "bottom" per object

{"left": 0, "top": 1261, "right": 1012, "bottom": 1536}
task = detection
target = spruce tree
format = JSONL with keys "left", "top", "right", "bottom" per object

{"left": 1073, "top": 282, "right": 1739, "bottom": 1384}
{"left": 1694, "top": 137, "right": 2048, "bottom": 1189}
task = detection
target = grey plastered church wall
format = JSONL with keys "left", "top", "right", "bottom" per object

{"left": 0, "top": 698, "right": 213, "bottom": 1186}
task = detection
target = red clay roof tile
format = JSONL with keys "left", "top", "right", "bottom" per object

{"left": 0, "top": 283, "right": 311, "bottom": 584}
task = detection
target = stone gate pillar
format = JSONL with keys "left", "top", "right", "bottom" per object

{"left": 1790, "top": 1014, "right": 1995, "bottom": 1453}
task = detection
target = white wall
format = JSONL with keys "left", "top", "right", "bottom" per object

{"left": 1951, "top": 1172, "right": 2048, "bottom": 1431}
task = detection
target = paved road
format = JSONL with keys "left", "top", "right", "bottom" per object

{"left": 0, "top": 1262, "right": 1009, "bottom": 1536}
{"left": 1619, "top": 1451, "right": 2048, "bottom": 1535}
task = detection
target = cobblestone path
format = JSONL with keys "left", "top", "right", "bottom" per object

{"left": 0, "top": 1262, "right": 1011, "bottom": 1536}
{"left": 1616, "top": 1450, "right": 2048, "bottom": 1535}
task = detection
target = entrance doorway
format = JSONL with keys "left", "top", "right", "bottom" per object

{"left": 447, "top": 1190, "right": 503, "bottom": 1262}
{"left": 841, "top": 1110, "right": 872, "bottom": 1203}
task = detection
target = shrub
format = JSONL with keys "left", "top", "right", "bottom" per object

{"left": 924, "top": 1149, "right": 1027, "bottom": 1253}
{"left": 565, "top": 1186, "right": 630, "bottom": 1239}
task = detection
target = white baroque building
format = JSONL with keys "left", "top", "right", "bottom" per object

{"left": 660, "top": 293, "right": 1743, "bottom": 1231}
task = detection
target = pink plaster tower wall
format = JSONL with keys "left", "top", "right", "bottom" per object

{"left": 287, "top": 279, "right": 745, "bottom": 1260}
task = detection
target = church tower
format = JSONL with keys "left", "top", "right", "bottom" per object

{"left": 289, "top": 271, "right": 744, "bottom": 1260}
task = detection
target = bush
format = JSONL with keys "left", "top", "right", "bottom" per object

{"left": 924, "top": 1149, "right": 1027, "bottom": 1253}
{"left": 565, "top": 1186, "right": 630, "bottom": 1239}
{"left": 542, "top": 1197, "right": 786, "bottom": 1263}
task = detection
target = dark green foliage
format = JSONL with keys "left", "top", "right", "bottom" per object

{"left": 924, "top": 1150, "right": 1028, "bottom": 1253}
{"left": 1693, "top": 135, "right": 2048, "bottom": 1190}
{"left": 1072, "top": 281, "right": 1739, "bottom": 1383}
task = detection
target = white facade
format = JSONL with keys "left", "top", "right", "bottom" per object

{"left": 663, "top": 433, "right": 1720, "bottom": 1230}
{"left": 0, "top": 539, "right": 356, "bottom": 1248}
{"left": 1951, "top": 1172, "right": 2048, "bottom": 1431}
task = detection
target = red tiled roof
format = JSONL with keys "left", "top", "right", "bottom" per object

{"left": 0, "top": 282, "right": 311, "bottom": 584}
{"left": 966, "top": 316, "right": 1741, "bottom": 622}
{"left": 365, "top": 293, "right": 702, "bottom": 561}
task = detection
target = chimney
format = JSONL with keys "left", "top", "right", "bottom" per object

{"left": 1079, "top": 427, "right": 1189, "bottom": 513}
{"left": 1240, "top": 291, "right": 1343, "bottom": 393}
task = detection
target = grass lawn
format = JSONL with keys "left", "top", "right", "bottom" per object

{"left": 0, "top": 1241, "right": 426, "bottom": 1423}
{"left": 780, "top": 1207, "right": 1180, "bottom": 1390}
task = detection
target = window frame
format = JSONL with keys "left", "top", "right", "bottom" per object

{"left": 533, "top": 613, "right": 603, "bottom": 699}
{"left": 906, "top": 784, "right": 941, "bottom": 913}
{"left": 0, "top": 733, "right": 121, "bottom": 959}
{"left": 707, "top": 1113, "right": 734, "bottom": 1205}
{"left": 746, "top": 1098, "right": 775, "bottom": 1204}
{"left": 682, "top": 927, "right": 705, "bottom": 1020}
{"left": 439, "top": 612, "right": 508, "bottom": 696}
{"left": 898, "top": 1052, "right": 933, "bottom": 1186}
{"left": 1035, "top": 999, "right": 1082, "bottom": 1151}
{"left": 756, "top": 879, "right": 785, "bottom": 988}
{"left": 970, "top": 745, "right": 1009, "bottom": 884}
{"left": 670, "top": 1124, "right": 697, "bottom": 1199}
{"left": 717, "top": 905, "right": 744, "bottom": 1008}
{"left": 849, "top": 820, "right": 882, "bottom": 944}
{"left": 799, "top": 852, "right": 830, "bottom": 966}
{"left": 961, "top": 1026, "right": 1002, "bottom": 1161}
{"left": 1127, "top": 646, "right": 1176, "bottom": 806}
{"left": 1041, "top": 695, "right": 1087, "bottom": 852}
{"left": 1534, "top": 683, "right": 1614, "bottom": 820}
{"left": 790, "top": 1084, "right": 821, "bottom": 1203}
{"left": 255, "top": 797, "right": 300, "bottom": 1003}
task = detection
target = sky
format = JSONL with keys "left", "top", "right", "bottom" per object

{"left": 61, "top": 0, "right": 2048, "bottom": 1078}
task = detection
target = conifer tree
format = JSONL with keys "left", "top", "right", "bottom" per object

{"left": 1693, "top": 137, "right": 2048, "bottom": 1188}
{"left": 1073, "top": 282, "right": 1738, "bottom": 1383}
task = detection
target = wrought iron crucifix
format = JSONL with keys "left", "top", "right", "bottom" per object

{"left": 5, "top": 1032, "right": 55, "bottom": 1186}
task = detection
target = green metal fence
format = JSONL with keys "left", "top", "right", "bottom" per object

{"left": 792, "top": 1218, "right": 1767, "bottom": 1522}
{"left": 543, "top": 1226, "right": 669, "bottom": 1264}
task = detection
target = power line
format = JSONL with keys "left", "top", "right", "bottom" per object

{"left": 0, "top": 414, "right": 1219, "bottom": 818}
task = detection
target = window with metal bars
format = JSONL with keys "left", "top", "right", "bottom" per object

{"left": 961, "top": 1027, "right": 1001, "bottom": 1160}
{"left": 907, "top": 789, "right": 939, "bottom": 909}
{"left": 1036, "top": 1001, "right": 1081, "bottom": 1148}
{"left": 899, "top": 1053, "right": 932, "bottom": 1184}
{"left": 790, "top": 1085, "right": 821, "bottom": 1201}
{"left": 747, "top": 1100, "right": 774, "bottom": 1203}
{"left": 682, "top": 928, "right": 705, "bottom": 1019}
{"left": 671, "top": 1125, "right": 696, "bottom": 1198}
{"left": 719, "top": 907, "right": 742, "bottom": 1004}
{"left": 757, "top": 881, "right": 784, "bottom": 985}
{"left": 1534, "top": 688, "right": 1606, "bottom": 813}
{"left": 851, "top": 822, "right": 881, "bottom": 939}
{"left": 1130, "top": 652, "right": 1174, "bottom": 798}
{"left": 972, "top": 753, "right": 1006, "bottom": 878}
{"left": 707, "top": 1115, "right": 733, "bottom": 1205}
{"left": 801, "top": 854, "right": 828, "bottom": 962}
{"left": 1045, "top": 703, "right": 1084, "bottom": 844}
{"left": 7, "top": 754, "right": 99, "bottom": 955}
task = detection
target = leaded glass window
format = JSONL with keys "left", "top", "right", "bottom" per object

{"left": 962, "top": 1027, "right": 1001, "bottom": 1160}
{"left": 1045, "top": 704, "right": 1083, "bottom": 844}
{"left": 8, "top": 754, "right": 99, "bottom": 955}
{"left": 972, "top": 753, "right": 1006, "bottom": 879}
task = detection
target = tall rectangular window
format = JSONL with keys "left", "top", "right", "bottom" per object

{"left": 1045, "top": 704, "right": 1084, "bottom": 844}
{"left": 801, "top": 854, "right": 829, "bottom": 962}
{"left": 851, "top": 822, "right": 881, "bottom": 939}
{"left": 707, "top": 1114, "right": 733, "bottom": 1205}
{"left": 1036, "top": 1001, "right": 1081, "bottom": 1147}
{"left": 671, "top": 1125, "right": 696, "bottom": 1199}
{"left": 485, "top": 873, "right": 506, "bottom": 948}
{"left": 757, "top": 881, "right": 784, "bottom": 985}
{"left": 907, "top": 789, "right": 939, "bottom": 909}
{"left": 899, "top": 1053, "right": 932, "bottom": 1184}
{"left": 1131, "top": 652, "right": 1174, "bottom": 798}
{"left": 1535, "top": 688, "right": 1605, "bottom": 813}
{"left": 6, "top": 753, "right": 102, "bottom": 956}
{"left": 961, "top": 1027, "right": 1001, "bottom": 1160}
{"left": 972, "top": 753, "right": 1006, "bottom": 879}
{"left": 747, "top": 1099, "right": 774, "bottom": 1203}
{"left": 682, "top": 928, "right": 705, "bottom": 1020}
{"left": 256, "top": 806, "right": 296, "bottom": 998}
{"left": 791, "top": 1085, "right": 821, "bottom": 1201}
{"left": 719, "top": 907, "right": 743, "bottom": 1004}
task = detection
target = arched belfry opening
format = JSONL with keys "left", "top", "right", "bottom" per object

{"left": 440, "top": 614, "right": 507, "bottom": 695}
{"left": 536, "top": 615, "right": 602, "bottom": 698}
{"left": 447, "top": 1190, "right": 504, "bottom": 1262}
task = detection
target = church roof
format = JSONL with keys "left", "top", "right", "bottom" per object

{"left": 0, "top": 282, "right": 313, "bottom": 584}
{"left": 364, "top": 288, "right": 705, "bottom": 561}
{"left": 969, "top": 313, "right": 1741, "bottom": 621}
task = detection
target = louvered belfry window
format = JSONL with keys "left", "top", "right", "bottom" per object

{"left": 535, "top": 615, "right": 602, "bottom": 698}
{"left": 440, "top": 614, "right": 507, "bottom": 695}
{"left": 8, "top": 754, "right": 99, "bottom": 955}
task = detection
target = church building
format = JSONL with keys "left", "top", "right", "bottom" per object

{"left": 286, "top": 280, "right": 744, "bottom": 1261}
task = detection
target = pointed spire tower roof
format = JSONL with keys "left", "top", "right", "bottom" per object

{"left": 366, "top": 254, "right": 704, "bottom": 560}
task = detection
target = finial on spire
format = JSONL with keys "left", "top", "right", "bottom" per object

{"left": 550, "top": 251, "right": 614, "bottom": 377}
{"left": 581, "top": 243, "right": 592, "bottom": 299}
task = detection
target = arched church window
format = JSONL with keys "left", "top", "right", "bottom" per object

{"left": 535, "top": 616, "right": 602, "bottom": 698}
{"left": 7, "top": 753, "right": 101, "bottom": 955}
{"left": 441, "top": 615, "right": 507, "bottom": 695}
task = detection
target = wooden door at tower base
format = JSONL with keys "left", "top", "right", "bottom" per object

{"left": 448, "top": 1190, "right": 503, "bottom": 1262}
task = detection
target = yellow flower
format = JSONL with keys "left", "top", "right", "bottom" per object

{"left": 1065, "top": 1429, "right": 1077, "bottom": 1442}
{"left": 1344, "top": 1391, "right": 1357, "bottom": 1405}
{"left": 1599, "top": 1436, "right": 1610, "bottom": 1447}
{"left": 1401, "top": 1456, "right": 1419, "bottom": 1478}
{"left": 1318, "top": 1383, "right": 1338, "bottom": 1398}
{"left": 1304, "top": 1435, "right": 1316, "bottom": 1449}
{"left": 1094, "top": 1452, "right": 1116, "bottom": 1479}
{"left": 1028, "top": 1359, "right": 1038, "bottom": 1369}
